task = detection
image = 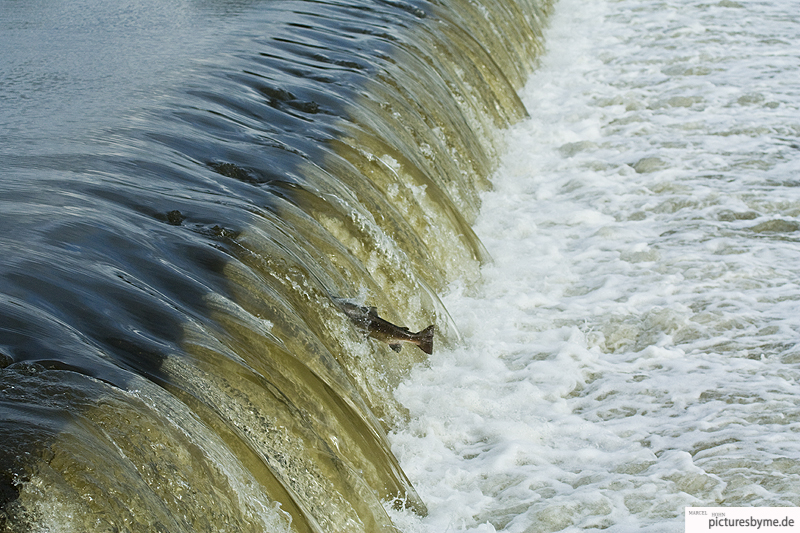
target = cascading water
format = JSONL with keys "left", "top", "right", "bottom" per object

{"left": 388, "top": 0, "right": 800, "bottom": 530}
{"left": 0, "top": 0, "right": 551, "bottom": 530}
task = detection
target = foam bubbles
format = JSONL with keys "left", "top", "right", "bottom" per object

{"left": 390, "top": 0, "right": 800, "bottom": 529}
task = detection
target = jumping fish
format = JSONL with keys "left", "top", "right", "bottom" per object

{"left": 336, "top": 300, "right": 435, "bottom": 355}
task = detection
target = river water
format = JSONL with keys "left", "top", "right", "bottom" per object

{"left": 2, "top": 0, "right": 799, "bottom": 530}
{"left": 389, "top": 0, "right": 800, "bottom": 530}
{"left": 1, "top": 0, "right": 546, "bottom": 530}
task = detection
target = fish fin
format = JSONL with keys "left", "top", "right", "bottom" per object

{"left": 416, "top": 325, "right": 435, "bottom": 355}
{"left": 389, "top": 343, "right": 402, "bottom": 352}
{"left": 367, "top": 306, "right": 379, "bottom": 316}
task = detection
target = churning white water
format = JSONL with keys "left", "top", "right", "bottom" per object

{"left": 388, "top": 0, "right": 800, "bottom": 530}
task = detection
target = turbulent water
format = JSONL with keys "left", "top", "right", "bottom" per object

{"left": 388, "top": 0, "right": 800, "bottom": 531}
{"left": 0, "top": 0, "right": 549, "bottom": 531}
{"left": 3, "top": 0, "right": 799, "bottom": 530}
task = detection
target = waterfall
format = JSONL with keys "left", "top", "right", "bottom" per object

{"left": 0, "top": 0, "right": 551, "bottom": 530}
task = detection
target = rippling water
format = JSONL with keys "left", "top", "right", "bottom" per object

{"left": 0, "top": 0, "right": 549, "bottom": 530}
{"left": 389, "top": 0, "right": 800, "bottom": 530}
{"left": 4, "top": 0, "right": 798, "bottom": 529}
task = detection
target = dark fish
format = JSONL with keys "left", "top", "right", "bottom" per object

{"left": 337, "top": 300, "right": 435, "bottom": 355}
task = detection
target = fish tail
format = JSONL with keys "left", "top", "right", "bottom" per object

{"left": 416, "top": 325, "right": 435, "bottom": 355}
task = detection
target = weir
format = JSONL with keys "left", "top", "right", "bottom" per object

{"left": 0, "top": 0, "right": 551, "bottom": 530}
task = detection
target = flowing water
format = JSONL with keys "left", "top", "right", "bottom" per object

{"left": 2, "top": 0, "right": 799, "bottom": 530}
{"left": 0, "top": 0, "right": 549, "bottom": 530}
{"left": 388, "top": 0, "right": 800, "bottom": 530}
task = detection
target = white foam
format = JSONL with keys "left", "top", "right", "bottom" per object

{"left": 390, "top": 0, "right": 800, "bottom": 530}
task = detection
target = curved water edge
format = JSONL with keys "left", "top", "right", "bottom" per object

{"left": 0, "top": 0, "right": 551, "bottom": 530}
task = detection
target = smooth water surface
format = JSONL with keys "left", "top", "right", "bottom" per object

{"left": 0, "top": 0, "right": 549, "bottom": 529}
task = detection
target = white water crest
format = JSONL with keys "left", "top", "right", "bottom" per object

{"left": 389, "top": 0, "right": 800, "bottom": 530}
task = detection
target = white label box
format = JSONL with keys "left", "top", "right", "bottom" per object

{"left": 686, "top": 508, "right": 800, "bottom": 532}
